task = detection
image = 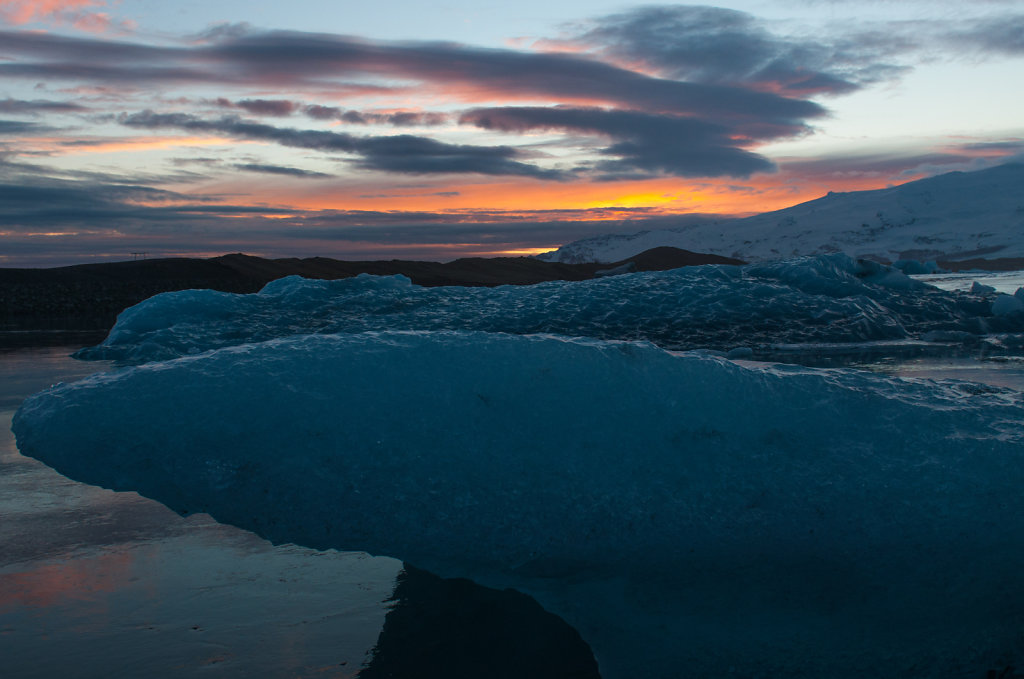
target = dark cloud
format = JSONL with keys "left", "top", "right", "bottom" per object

{"left": 0, "top": 98, "right": 87, "bottom": 114}
{"left": 0, "top": 61, "right": 216, "bottom": 84}
{"left": 559, "top": 5, "right": 907, "bottom": 95}
{"left": 352, "top": 134, "right": 560, "bottom": 176}
{"left": 219, "top": 98, "right": 300, "bottom": 116}
{"left": 303, "top": 104, "right": 344, "bottom": 120}
{"left": 0, "top": 30, "right": 180, "bottom": 62}
{"left": 385, "top": 111, "right": 449, "bottom": 126}
{"left": 309, "top": 109, "right": 449, "bottom": 126}
{"left": 171, "top": 156, "right": 224, "bottom": 166}
{"left": 0, "top": 120, "right": 45, "bottom": 135}
{"left": 120, "top": 111, "right": 562, "bottom": 178}
{"left": 462, "top": 107, "right": 776, "bottom": 178}
{"left": 200, "top": 31, "right": 823, "bottom": 124}
{"left": 945, "top": 15, "right": 1024, "bottom": 54}
{"left": 358, "top": 191, "right": 460, "bottom": 198}
{"left": 0, "top": 178, "right": 223, "bottom": 224}
{"left": 234, "top": 163, "right": 333, "bottom": 178}
{"left": 0, "top": 28, "right": 824, "bottom": 127}
{"left": 230, "top": 101, "right": 450, "bottom": 126}
{"left": 955, "top": 139, "right": 1024, "bottom": 154}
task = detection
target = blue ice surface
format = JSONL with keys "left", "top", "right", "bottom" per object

{"left": 14, "top": 330, "right": 1024, "bottom": 678}
{"left": 74, "top": 254, "right": 1024, "bottom": 364}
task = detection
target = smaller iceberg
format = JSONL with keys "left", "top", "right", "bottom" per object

{"left": 74, "top": 254, "right": 1021, "bottom": 364}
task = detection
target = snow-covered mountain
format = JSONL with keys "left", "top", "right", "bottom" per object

{"left": 539, "top": 163, "right": 1024, "bottom": 264}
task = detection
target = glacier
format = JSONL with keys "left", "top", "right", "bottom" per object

{"left": 537, "top": 162, "right": 1024, "bottom": 265}
{"left": 13, "top": 330, "right": 1024, "bottom": 679}
{"left": 75, "top": 254, "right": 1024, "bottom": 364}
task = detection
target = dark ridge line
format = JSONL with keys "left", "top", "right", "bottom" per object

{"left": 0, "top": 246, "right": 743, "bottom": 332}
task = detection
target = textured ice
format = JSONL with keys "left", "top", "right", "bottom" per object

{"left": 75, "top": 254, "right": 1022, "bottom": 364}
{"left": 993, "top": 293, "right": 1024, "bottom": 316}
{"left": 14, "top": 331, "right": 1024, "bottom": 678}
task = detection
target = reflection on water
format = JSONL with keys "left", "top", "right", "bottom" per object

{"left": 1, "top": 525, "right": 399, "bottom": 678}
{"left": 0, "top": 345, "right": 112, "bottom": 409}
{"left": 0, "top": 344, "right": 401, "bottom": 678}
{"left": 858, "top": 355, "right": 1024, "bottom": 391}
{"left": 915, "top": 270, "right": 1024, "bottom": 294}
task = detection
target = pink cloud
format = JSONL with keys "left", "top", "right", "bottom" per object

{"left": 0, "top": 0, "right": 114, "bottom": 32}
{"left": 71, "top": 9, "right": 108, "bottom": 32}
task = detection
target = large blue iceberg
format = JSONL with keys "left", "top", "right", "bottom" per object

{"left": 74, "top": 254, "right": 1022, "bottom": 363}
{"left": 14, "top": 330, "right": 1024, "bottom": 678}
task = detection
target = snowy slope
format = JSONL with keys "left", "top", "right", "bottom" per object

{"left": 539, "top": 163, "right": 1024, "bottom": 264}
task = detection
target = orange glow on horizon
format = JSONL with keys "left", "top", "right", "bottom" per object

{"left": 200, "top": 169, "right": 911, "bottom": 220}
{"left": 491, "top": 247, "right": 553, "bottom": 257}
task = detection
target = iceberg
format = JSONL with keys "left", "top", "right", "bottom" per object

{"left": 14, "top": 330, "right": 1024, "bottom": 678}
{"left": 993, "top": 292, "right": 1024, "bottom": 317}
{"left": 74, "top": 254, "right": 1022, "bottom": 364}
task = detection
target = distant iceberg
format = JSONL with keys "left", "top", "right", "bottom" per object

{"left": 15, "top": 330, "right": 1024, "bottom": 678}
{"left": 76, "top": 254, "right": 1022, "bottom": 363}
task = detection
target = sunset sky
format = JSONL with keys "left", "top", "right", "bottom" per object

{"left": 1, "top": 0, "right": 1022, "bottom": 266}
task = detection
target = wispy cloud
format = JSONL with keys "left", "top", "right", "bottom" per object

{"left": 233, "top": 163, "right": 333, "bottom": 178}
{"left": 944, "top": 15, "right": 1024, "bottom": 55}
{"left": 0, "top": 119, "right": 47, "bottom": 134}
{"left": 215, "top": 98, "right": 450, "bottom": 126}
{"left": 0, "top": 97, "right": 87, "bottom": 113}
{"left": 546, "top": 5, "right": 907, "bottom": 95}
{"left": 120, "top": 111, "right": 564, "bottom": 178}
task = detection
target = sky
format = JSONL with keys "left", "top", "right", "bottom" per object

{"left": 0, "top": 0, "right": 1022, "bottom": 266}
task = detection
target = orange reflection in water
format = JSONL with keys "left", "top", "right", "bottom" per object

{"left": 0, "top": 550, "right": 135, "bottom": 611}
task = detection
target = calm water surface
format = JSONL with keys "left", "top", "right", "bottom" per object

{"left": 1, "top": 345, "right": 400, "bottom": 679}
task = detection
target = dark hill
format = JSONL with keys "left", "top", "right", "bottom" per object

{"left": 0, "top": 247, "right": 743, "bottom": 333}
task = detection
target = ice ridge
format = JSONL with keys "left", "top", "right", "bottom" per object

{"left": 75, "top": 254, "right": 1022, "bottom": 363}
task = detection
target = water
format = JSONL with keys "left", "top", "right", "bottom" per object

{"left": 1, "top": 343, "right": 401, "bottom": 679}
{"left": 915, "top": 269, "right": 1024, "bottom": 294}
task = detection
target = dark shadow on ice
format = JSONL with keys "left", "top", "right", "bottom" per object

{"left": 359, "top": 564, "right": 601, "bottom": 679}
